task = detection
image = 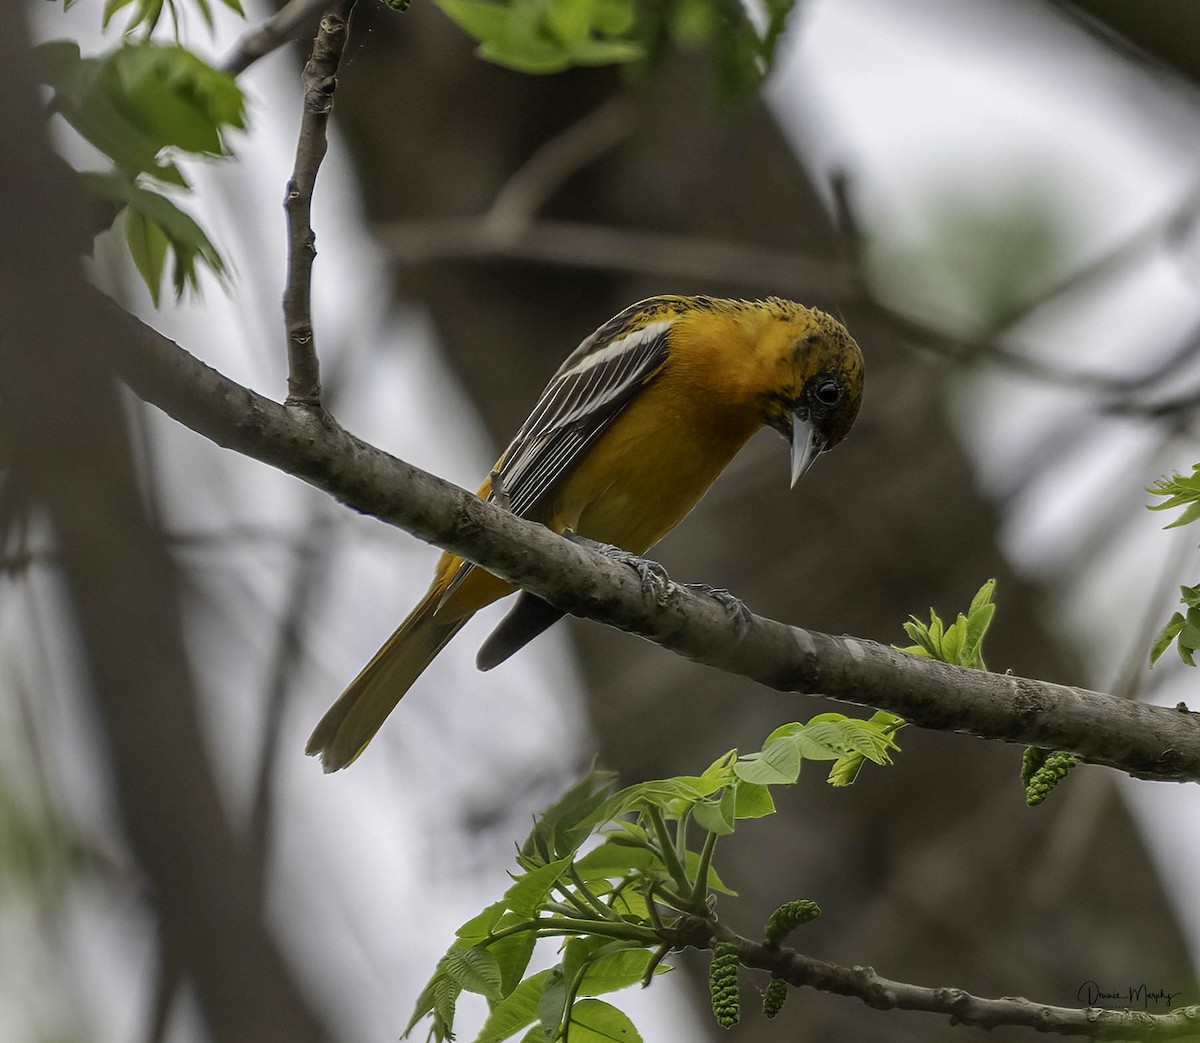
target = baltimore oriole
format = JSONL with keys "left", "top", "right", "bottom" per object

{"left": 308, "top": 295, "right": 864, "bottom": 770}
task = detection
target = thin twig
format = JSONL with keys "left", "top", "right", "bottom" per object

{"left": 221, "top": 0, "right": 332, "bottom": 76}
{"left": 248, "top": 509, "right": 335, "bottom": 900}
{"left": 484, "top": 95, "right": 639, "bottom": 242}
{"left": 281, "top": 0, "right": 356, "bottom": 411}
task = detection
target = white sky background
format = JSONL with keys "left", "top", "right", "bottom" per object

{"left": 8, "top": 0, "right": 1200, "bottom": 1039}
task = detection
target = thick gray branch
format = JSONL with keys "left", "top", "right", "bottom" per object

{"left": 102, "top": 300, "right": 1200, "bottom": 783}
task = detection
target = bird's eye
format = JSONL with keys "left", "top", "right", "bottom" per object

{"left": 814, "top": 380, "right": 842, "bottom": 408}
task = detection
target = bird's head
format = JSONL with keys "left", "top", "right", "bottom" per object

{"left": 763, "top": 307, "right": 864, "bottom": 486}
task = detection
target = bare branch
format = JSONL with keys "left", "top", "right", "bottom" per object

{"left": 484, "top": 95, "right": 639, "bottom": 241}
{"left": 248, "top": 510, "right": 335, "bottom": 898}
{"left": 221, "top": 0, "right": 331, "bottom": 76}
{"left": 281, "top": 0, "right": 356, "bottom": 411}
{"left": 376, "top": 216, "right": 862, "bottom": 303}
{"left": 690, "top": 920, "right": 1200, "bottom": 1039}
{"left": 102, "top": 301, "right": 1200, "bottom": 783}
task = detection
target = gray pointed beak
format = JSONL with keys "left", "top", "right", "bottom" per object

{"left": 790, "top": 413, "right": 823, "bottom": 488}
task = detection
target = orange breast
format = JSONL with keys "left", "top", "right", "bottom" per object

{"left": 550, "top": 365, "right": 761, "bottom": 553}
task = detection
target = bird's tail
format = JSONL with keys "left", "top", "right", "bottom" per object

{"left": 306, "top": 585, "right": 469, "bottom": 772}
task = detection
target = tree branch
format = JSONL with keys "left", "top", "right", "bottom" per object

{"left": 221, "top": 0, "right": 332, "bottom": 76}
{"left": 689, "top": 920, "right": 1200, "bottom": 1040}
{"left": 101, "top": 300, "right": 1200, "bottom": 783}
{"left": 281, "top": 0, "right": 355, "bottom": 410}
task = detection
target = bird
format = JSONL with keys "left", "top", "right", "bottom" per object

{"left": 307, "top": 295, "right": 864, "bottom": 771}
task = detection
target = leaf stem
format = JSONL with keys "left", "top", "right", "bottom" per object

{"left": 646, "top": 806, "right": 691, "bottom": 894}
{"left": 688, "top": 828, "right": 719, "bottom": 911}
{"left": 567, "top": 867, "right": 624, "bottom": 922}
{"left": 484, "top": 916, "right": 659, "bottom": 948}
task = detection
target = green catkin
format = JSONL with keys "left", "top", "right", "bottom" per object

{"left": 1021, "top": 747, "right": 1048, "bottom": 788}
{"left": 763, "top": 899, "right": 821, "bottom": 947}
{"left": 1025, "top": 752, "right": 1077, "bottom": 806}
{"left": 763, "top": 975, "right": 789, "bottom": 1018}
{"left": 709, "top": 943, "right": 741, "bottom": 1028}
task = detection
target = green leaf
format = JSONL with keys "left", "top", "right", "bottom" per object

{"left": 108, "top": 43, "right": 246, "bottom": 154}
{"left": 899, "top": 581, "right": 994, "bottom": 669}
{"left": 404, "top": 967, "right": 461, "bottom": 1041}
{"left": 561, "top": 936, "right": 611, "bottom": 983}
{"left": 545, "top": 0, "right": 594, "bottom": 45}
{"left": 536, "top": 967, "right": 568, "bottom": 1039}
{"left": 575, "top": 838, "right": 662, "bottom": 880}
{"left": 37, "top": 42, "right": 244, "bottom": 189}
{"left": 489, "top": 911, "right": 538, "bottom": 996}
{"left": 565, "top": 37, "right": 644, "bottom": 65}
{"left": 437, "top": 0, "right": 509, "bottom": 40}
{"left": 732, "top": 781, "right": 775, "bottom": 819}
{"left": 1151, "top": 612, "right": 1186, "bottom": 666}
{"left": 99, "top": 0, "right": 135, "bottom": 30}
{"left": 1148, "top": 465, "right": 1200, "bottom": 525}
{"left": 732, "top": 738, "right": 800, "bottom": 785}
{"left": 124, "top": 205, "right": 168, "bottom": 306}
{"left": 691, "top": 785, "right": 736, "bottom": 836}
{"left": 194, "top": 0, "right": 214, "bottom": 30}
{"left": 793, "top": 723, "right": 844, "bottom": 761}
{"left": 477, "top": 36, "right": 572, "bottom": 74}
{"left": 565, "top": 998, "right": 642, "bottom": 1043}
{"left": 683, "top": 849, "right": 735, "bottom": 896}
{"left": 436, "top": 0, "right": 642, "bottom": 74}
{"left": 456, "top": 901, "right": 507, "bottom": 944}
{"left": 474, "top": 968, "right": 553, "bottom": 1043}
{"left": 591, "top": 0, "right": 634, "bottom": 35}
{"left": 520, "top": 770, "right": 616, "bottom": 864}
{"left": 82, "top": 173, "right": 225, "bottom": 300}
{"left": 578, "top": 948, "right": 667, "bottom": 996}
{"left": 444, "top": 946, "right": 504, "bottom": 1001}
{"left": 503, "top": 856, "right": 571, "bottom": 916}
{"left": 969, "top": 578, "right": 996, "bottom": 617}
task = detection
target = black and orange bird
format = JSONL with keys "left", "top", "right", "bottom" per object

{"left": 307, "top": 295, "right": 864, "bottom": 770}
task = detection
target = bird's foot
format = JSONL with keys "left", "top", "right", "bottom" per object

{"left": 488, "top": 468, "right": 512, "bottom": 511}
{"left": 681, "top": 583, "right": 753, "bottom": 637}
{"left": 563, "top": 531, "right": 672, "bottom": 605}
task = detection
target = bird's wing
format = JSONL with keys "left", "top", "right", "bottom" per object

{"left": 435, "top": 310, "right": 676, "bottom": 614}
{"left": 492, "top": 314, "right": 675, "bottom": 518}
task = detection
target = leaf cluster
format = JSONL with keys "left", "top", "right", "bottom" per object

{"left": 1148, "top": 465, "right": 1200, "bottom": 667}
{"left": 435, "top": 0, "right": 799, "bottom": 97}
{"left": 405, "top": 712, "right": 901, "bottom": 1042}
{"left": 900, "top": 578, "right": 995, "bottom": 671}
{"left": 439, "top": 0, "right": 642, "bottom": 73}
{"left": 34, "top": 37, "right": 245, "bottom": 304}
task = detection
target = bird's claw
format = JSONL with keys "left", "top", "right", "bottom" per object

{"left": 564, "top": 531, "right": 673, "bottom": 606}
{"left": 682, "top": 583, "right": 753, "bottom": 637}
{"left": 488, "top": 468, "right": 512, "bottom": 511}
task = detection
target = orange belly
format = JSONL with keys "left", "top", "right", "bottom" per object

{"left": 551, "top": 378, "right": 761, "bottom": 552}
